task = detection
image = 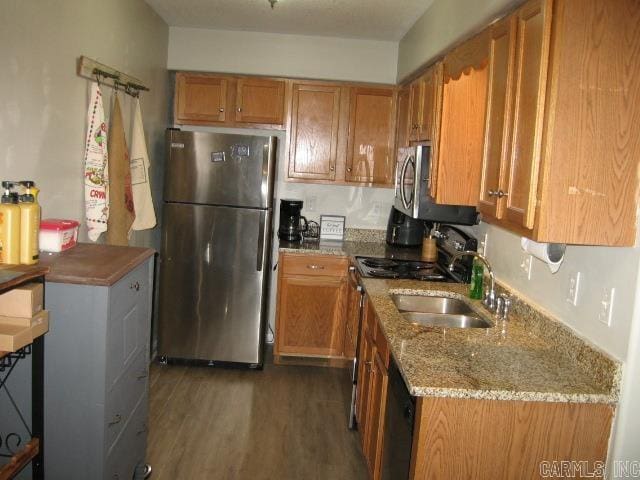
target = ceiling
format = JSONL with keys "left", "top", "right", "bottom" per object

{"left": 145, "top": 0, "right": 435, "bottom": 41}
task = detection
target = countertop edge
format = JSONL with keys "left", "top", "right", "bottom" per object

{"left": 43, "top": 248, "right": 155, "bottom": 286}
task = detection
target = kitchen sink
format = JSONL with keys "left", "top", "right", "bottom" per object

{"left": 391, "top": 294, "right": 493, "bottom": 329}
{"left": 391, "top": 294, "right": 475, "bottom": 315}
{"left": 402, "top": 312, "right": 493, "bottom": 329}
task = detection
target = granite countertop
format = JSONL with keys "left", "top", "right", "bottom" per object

{"left": 278, "top": 237, "right": 620, "bottom": 404}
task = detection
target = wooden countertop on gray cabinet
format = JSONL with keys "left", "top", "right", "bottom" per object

{"left": 40, "top": 244, "right": 155, "bottom": 480}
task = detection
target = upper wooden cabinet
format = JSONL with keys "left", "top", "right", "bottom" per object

{"left": 174, "top": 72, "right": 287, "bottom": 128}
{"left": 175, "top": 73, "right": 228, "bottom": 124}
{"left": 235, "top": 77, "right": 285, "bottom": 124}
{"left": 288, "top": 83, "right": 342, "bottom": 181}
{"left": 286, "top": 83, "right": 397, "bottom": 187}
{"left": 479, "top": 0, "right": 640, "bottom": 245}
{"left": 479, "top": 15, "right": 518, "bottom": 220}
{"left": 395, "top": 85, "right": 411, "bottom": 150}
{"left": 408, "top": 63, "right": 443, "bottom": 144}
{"left": 345, "top": 87, "right": 397, "bottom": 185}
{"left": 436, "top": 31, "right": 490, "bottom": 206}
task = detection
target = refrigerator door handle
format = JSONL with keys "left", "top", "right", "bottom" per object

{"left": 257, "top": 210, "right": 268, "bottom": 271}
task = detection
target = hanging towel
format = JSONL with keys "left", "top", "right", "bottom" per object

{"left": 106, "top": 95, "right": 135, "bottom": 246}
{"left": 83, "top": 82, "right": 109, "bottom": 242}
{"left": 130, "top": 98, "right": 157, "bottom": 231}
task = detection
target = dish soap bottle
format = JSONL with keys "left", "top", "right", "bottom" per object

{"left": 18, "top": 181, "right": 40, "bottom": 265}
{"left": 0, "top": 183, "right": 21, "bottom": 264}
{"left": 469, "top": 248, "right": 484, "bottom": 300}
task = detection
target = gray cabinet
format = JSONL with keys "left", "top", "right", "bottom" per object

{"left": 43, "top": 257, "right": 153, "bottom": 480}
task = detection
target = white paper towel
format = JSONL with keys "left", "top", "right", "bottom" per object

{"left": 521, "top": 237, "right": 566, "bottom": 273}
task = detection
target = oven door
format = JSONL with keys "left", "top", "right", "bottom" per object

{"left": 394, "top": 145, "right": 430, "bottom": 219}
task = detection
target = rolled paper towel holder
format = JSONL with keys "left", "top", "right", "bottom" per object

{"left": 520, "top": 237, "right": 566, "bottom": 274}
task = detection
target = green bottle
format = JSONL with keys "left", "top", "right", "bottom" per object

{"left": 469, "top": 253, "right": 484, "bottom": 300}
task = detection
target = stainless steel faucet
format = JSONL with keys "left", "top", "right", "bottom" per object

{"left": 448, "top": 251, "right": 497, "bottom": 310}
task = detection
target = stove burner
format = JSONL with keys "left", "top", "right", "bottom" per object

{"left": 362, "top": 258, "right": 398, "bottom": 268}
{"left": 368, "top": 269, "right": 401, "bottom": 279}
{"left": 411, "top": 271, "right": 447, "bottom": 281}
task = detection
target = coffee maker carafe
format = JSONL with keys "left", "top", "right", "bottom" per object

{"left": 278, "top": 199, "right": 308, "bottom": 241}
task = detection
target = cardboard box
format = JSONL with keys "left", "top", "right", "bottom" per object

{"left": 0, "top": 309, "right": 48, "bottom": 328}
{"left": 0, "top": 282, "right": 43, "bottom": 318}
{"left": 0, "top": 311, "right": 49, "bottom": 352}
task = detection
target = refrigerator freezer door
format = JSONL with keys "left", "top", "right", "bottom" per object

{"left": 158, "top": 203, "right": 271, "bottom": 364}
{"left": 164, "top": 130, "right": 277, "bottom": 209}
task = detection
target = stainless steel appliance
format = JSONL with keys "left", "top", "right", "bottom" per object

{"left": 395, "top": 144, "right": 478, "bottom": 225}
{"left": 347, "top": 263, "right": 365, "bottom": 430}
{"left": 386, "top": 206, "right": 425, "bottom": 247}
{"left": 159, "top": 129, "right": 277, "bottom": 367}
{"left": 278, "top": 198, "right": 308, "bottom": 241}
{"left": 381, "top": 358, "right": 415, "bottom": 480}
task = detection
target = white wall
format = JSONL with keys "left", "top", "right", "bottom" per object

{"left": 168, "top": 27, "right": 399, "bottom": 84}
{"left": 474, "top": 223, "right": 639, "bottom": 361}
{"left": 397, "top": 0, "right": 519, "bottom": 81}
{"left": 0, "top": 0, "right": 169, "bottom": 249}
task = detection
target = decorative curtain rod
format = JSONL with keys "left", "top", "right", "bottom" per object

{"left": 77, "top": 55, "right": 150, "bottom": 97}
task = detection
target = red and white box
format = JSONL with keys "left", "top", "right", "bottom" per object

{"left": 39, "top": 219, "right": 80, "bottom": 252}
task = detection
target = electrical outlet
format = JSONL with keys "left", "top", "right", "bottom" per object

{"left": 372, "top": 201, "right": 382, "bottom": 218}
{"left": 598, "top": 287, "right": 615, "bottom": 327}
{"left": 566, "top": 271, "right": 581, "bottom": 306}
{"left": 306, "top": 196, "right": 317, "bottom": 212}
{"left": 520, "top": 254, "right": 532, "bottom": 280}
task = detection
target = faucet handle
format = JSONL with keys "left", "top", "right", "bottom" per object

{"left": 497, "top": 294, "right": 511, "bottom": 320}
{"left": 483, "top": 286, "right": 496, "bottom": 310}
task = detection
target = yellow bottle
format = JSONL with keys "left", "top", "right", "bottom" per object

{"left": 18, "top": 181, "right": 40, "bottom": 265}
{"left": 0, "top": 187, "right": 21, "bottom": 265}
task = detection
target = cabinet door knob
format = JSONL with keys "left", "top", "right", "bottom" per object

{"left": 237, "top": 107, "right": 242, "bottom": 112}
{"left": 130, "top": 282, "right": 140, "bottom": 291}
{"left": 346, "top": 167, "right": 352, "bottom": 172}
{"left": 497, "top": 190, "right": 509, "bottom": 198}
{"left": 108, "top": 414, "right": 122, "bottom": 426}
{"left": 307, "top": 264, "right": 325, "bottom": 270}
{"left": 219, "top": 108, "right": 224, "bottom": 113}
{"left": 329, "top": 165, "right": 335, "bottom": 171}
{"left": 349, "top": 266, "right": 356, "bottom": 272}
{"left": 488, "top": 190, "right": 497, "bottom": 197}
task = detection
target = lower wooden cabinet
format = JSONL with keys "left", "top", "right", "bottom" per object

{"left": 356, "top": 296, "right": 389, "bottom": 480}
{"left": 275, "top": 253, "right": 350, "bottom": 358}
{"left": 356, "top": 293, "right": 613, "bottom": 480}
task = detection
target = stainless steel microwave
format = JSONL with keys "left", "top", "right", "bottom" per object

{"left": 394, "top": 144, "right": 478, "bottom": 225}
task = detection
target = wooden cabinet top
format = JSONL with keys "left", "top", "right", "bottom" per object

{"left": 0, "top": 264, "right": 49, "bottom": 293}
{"left": 40, "top": 243, "right": 155, "bottom": 286}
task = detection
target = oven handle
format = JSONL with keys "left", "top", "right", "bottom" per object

{"left": 399, "top": 154, "right": 413, "bottom": 210}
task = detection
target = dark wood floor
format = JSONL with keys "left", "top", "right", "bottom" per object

{"left": 147, "top": 351, "right": 368, "bottom": 480}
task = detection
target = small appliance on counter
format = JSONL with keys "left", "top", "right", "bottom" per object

{"left": 386, "top": 206, "right": 425, "bottom": 247}
{"left": 278, "top": 199, "right": 308, "bottom": 242}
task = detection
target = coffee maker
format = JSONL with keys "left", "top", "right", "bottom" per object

{"left": 278, "top": 199, "right": 308, "bottom": 241}
{"left": 386, "top": 206, "right": 425, "bottom": 247}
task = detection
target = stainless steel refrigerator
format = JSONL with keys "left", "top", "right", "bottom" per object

{"left": 158, "top": 129, "right": 276, "bottom": 367}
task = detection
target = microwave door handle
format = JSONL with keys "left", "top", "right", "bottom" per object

{"left": 399, "top": 155, "right": 412, "bottom": 210}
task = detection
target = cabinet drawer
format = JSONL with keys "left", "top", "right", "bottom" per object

{"left": 281, "top": 254, "right": 348, "bottom": 277}
{"left": 105, "top": 394, "right": 148, "bottom": 480}
{"left": 104, "top": 350, "right": 148, "bottom": 454}
{"left": 106, "top": 261, "right": 151, "bottom": 390}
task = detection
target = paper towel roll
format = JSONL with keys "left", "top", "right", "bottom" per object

{"left": 520, "top": 237, "right": 566, "bottom": 273}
